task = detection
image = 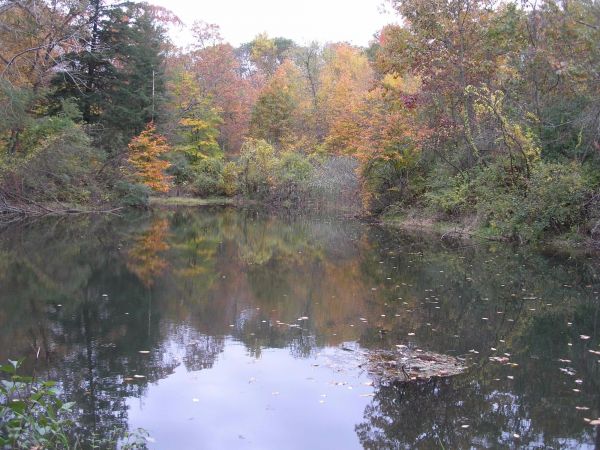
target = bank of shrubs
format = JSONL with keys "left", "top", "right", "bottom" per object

{"left": 0, "top": 112, "right": 154, "bottom": 213}
{"left": 366, "top": 156, "right": 599, "bottom": 244}
{"left": 166, "top": 138, "right": 360, "bottom": 210}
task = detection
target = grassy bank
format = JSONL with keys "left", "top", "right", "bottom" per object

{"left": 148, "top": 196, "right": 235, "bottom": 207}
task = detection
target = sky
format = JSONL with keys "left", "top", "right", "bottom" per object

{"left": 149, "top": 0, "right": 399, "bottom": 48}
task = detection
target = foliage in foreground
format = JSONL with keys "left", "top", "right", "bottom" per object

{"left": 0, "top": 360, "right": 148, "bottom": 450}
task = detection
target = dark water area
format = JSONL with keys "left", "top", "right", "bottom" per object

{"left": 0, "top": 208, "right": 599, "bottom": 449}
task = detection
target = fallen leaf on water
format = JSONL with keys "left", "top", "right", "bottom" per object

{"left": 489, "top": 357, "right": 510, "bottom": 364}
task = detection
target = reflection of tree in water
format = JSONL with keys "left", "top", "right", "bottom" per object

{"left": 168, "top": 327, "right": 225, "bottom": 372}
{"left": 0, "top": 215, "right": 181, "bottom": 442}
{"left": 183, "top": 335, "right": 224, "bottom": 371}
{"left": 357, "top": 344, "right": 599, "bottom": 449}
{"left": 2, "top": 209, "right": 600, "bottom": 447}
{"left": 126, "top": 217, "right": 170, "bottom": 287}
{"left": 356, "top": 378, "right": 474, "bottom": 449}
{"left": 352, "top": 225, "right": 600, "bottom": 448}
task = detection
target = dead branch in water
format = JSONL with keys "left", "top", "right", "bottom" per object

{"left": 0, "top": 191, "right": 122, "bottom": 225}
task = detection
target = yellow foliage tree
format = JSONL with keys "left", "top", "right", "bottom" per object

{"left": 318, "top": 44, "right": 373, "bottom": 154}
{"left": 127, "top": 122, "right": 172, "bottom": 192}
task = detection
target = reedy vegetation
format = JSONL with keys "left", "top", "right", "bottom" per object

{"left": 1, "top": 0, "right": 599, "bottom": 241}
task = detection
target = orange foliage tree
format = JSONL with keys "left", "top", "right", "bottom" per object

{"left": 127, "top": 122, "right": 172, "bottom": 192}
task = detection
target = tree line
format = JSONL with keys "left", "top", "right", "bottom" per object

{"left": 1, "top": 0, "right": 600, "bottom": 243}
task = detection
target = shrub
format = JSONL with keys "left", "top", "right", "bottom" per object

{"left": 0, "top": 359, "right": 73, "bottom": 449}
{"left": 164, "top": 151, "right": 195, "bottom": 188}
{"left": 475, "top": 161, "right": 591, "bottom": 241}
{"left": 360, "top": 158, "right": 412, "bottom": 214}
{"left": 114, "top": 181, "right": 151, "bottom": 208}
{"left": 190, "top": 157, "right": 224, "bottom": 197}
{"left": 424, "top": 169, "right": 473, "bottom": 217}
{"left": 237, "top": 139, "right": 276, "bottom": 197}
{"left": 0, "top": 118, "right": 102, "bottom": 204}
{"left": 222, "top": 162, "right": 239, "bottom": 197}
{"left": 0, "top": 359, "right": 149, "bottom": 449}
{"left": 274, "top": 151, "right": 313, "bottom": 184}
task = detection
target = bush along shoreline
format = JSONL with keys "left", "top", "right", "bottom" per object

{"left": 370, "top": 159, "right": 600, "bottom": 249}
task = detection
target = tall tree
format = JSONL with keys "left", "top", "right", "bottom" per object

{"left": 318, "top": 43, "right": 373, "bottom": 154}
{"left": 249, "top": 60, "right": 305, "bottom": 149}
{"left": 51, "top": 2, "right": 176, "bottom": 151}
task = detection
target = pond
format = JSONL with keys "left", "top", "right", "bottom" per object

{"left": 0, "top": 207, "right": 599, "bottom": 449}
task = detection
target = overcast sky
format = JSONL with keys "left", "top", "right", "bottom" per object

{"left": 150, "top": 0, "right": 399, "bottom": 48}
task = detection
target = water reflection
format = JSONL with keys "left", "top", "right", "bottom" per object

{"left": 0, "top": 208, "right": 599, "bottom": 448}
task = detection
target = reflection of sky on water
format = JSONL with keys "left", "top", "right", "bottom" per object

{"left": 0, "top": 208, "right": 599, "bottom": 449}
{"left": 127, "top": 340, "right": 372, "bottom": 450}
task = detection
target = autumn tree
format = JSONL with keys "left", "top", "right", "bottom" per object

{"left": 239, "top": 33, "right": 295, "bottom": 79}
{"left": 165, "top": 67, "right": 222, "bottom": 160}
{"left": 0, "top": 0, "right": 89, "bottom": 154}
{"left": 382, "top": 0, "right": 501, "bottom": 168}
{"left": 250, "top": 60, "right": 307, "bottom": 149}
{"left": 189, "top": 25, "right": 258, "bottom": 154}
{"left": 318, "top": 44, "right": 373, "bottom": 154}
{"left": 127, "top": 122, "right": 171, "bottom": 192}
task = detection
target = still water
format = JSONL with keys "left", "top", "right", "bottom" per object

{"left": 0, "top": 207, "right": 599, "bottom": 449}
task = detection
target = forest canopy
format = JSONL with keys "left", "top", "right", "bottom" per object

{"left": 1, "top": 0, "right": 600, "bottom": 243}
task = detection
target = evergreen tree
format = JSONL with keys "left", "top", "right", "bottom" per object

{"left": 51, "top": 2, "right": 168, "bottom": 152}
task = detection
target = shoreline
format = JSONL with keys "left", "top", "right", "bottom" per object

{"left": 378, "top": 211, "right": 599, "bottom": 255}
